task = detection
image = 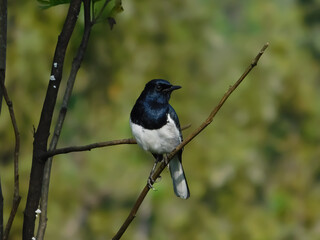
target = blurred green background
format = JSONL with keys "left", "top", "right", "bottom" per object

{"left": 1, "top": 0, "right": 320, "bottom": 239}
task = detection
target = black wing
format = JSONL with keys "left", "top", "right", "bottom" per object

{"left": 168, "top": 105, "right": 183, "bottom": 142}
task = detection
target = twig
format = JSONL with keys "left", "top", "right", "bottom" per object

{"left": 112, "top": 42, "right": 269, "bottom": 240}
{"left": 36, "top": 1, "right": 93, "bottom": 239}
{"left": 0, "top": 74, "right": 22, "bottom": 240}
{"left": 180, "top": 123, "right": 191, "bottom": 131}
{"left": 0, "top": 0, "right": 7, "bottom": 114}
{"left": 44, "top": 138, "right": 136, "bottom": 158}
{"left": 0, "top": 0, "right": 6, "bottom": 234}
{"left": 92, "top": 0, "right": 110, "bottom": 24}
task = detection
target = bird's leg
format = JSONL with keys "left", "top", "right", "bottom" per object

{"left": 148, "top": 154, "right": 163, "bottom": 189}
{"left": 147, "top": 161, "right": 158, "bottom": 189}
{"left": 163, "top": 154, "right": 169, "bottom": 165}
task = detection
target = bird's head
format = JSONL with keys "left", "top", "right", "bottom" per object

{"left": 142, "top": 79, "right": 181, "bottom": 103}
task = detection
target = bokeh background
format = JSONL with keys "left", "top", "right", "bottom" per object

{"left": 1, "top": 0, "right": 320, "bottom": 239}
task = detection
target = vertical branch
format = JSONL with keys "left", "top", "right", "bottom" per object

{"left": 0, "top": 0, "right": 7, "bottom": 114}
{"left": 0, "top": 0, "right": 6, "bottom": 236}
{"left": 0, "top": 0, "right": 22, "bottom": 238}
{"left": 22, "top": 1, "right": 82, "bottom": 239}
{"left": 0, "top": 82, "right": 21, "bottom": 240}
{"left": 0, "top": 57, "right": 22, "bottom": 240}
{"left": 36, "top": 1, "right": 93, "bottom": 239}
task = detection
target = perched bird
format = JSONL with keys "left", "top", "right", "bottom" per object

{"left": 130, "top": 79, "right": 190, "bottom": 199}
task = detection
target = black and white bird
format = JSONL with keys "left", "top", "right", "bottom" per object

{"left": 130, "top": 79, "right": 190, "bottom": 199}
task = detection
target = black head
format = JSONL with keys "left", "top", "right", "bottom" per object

{"left": 142, "top": 79, "right": 181, "bottom": 103}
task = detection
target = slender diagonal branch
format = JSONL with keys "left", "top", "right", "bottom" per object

{"left": 112, "top": 42, "right": 269, "bottom": 240}
{"left": 92, "top": 0, "right": 110, "bottom": 23}
{"left": 0, "top": 76, "right": 21, "bottom": 240}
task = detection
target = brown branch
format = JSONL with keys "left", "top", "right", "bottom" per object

{"left": 44, "top": 138, "right": 137, "bottom": 158}
{"left": 180, "top": 123, "right": 191, "bottom": 131}
{"left": 112, "top": 42, "right": 269, "bottom": 240}
{"left": 0, "top": 0, "right": 6, "bottom": 234}
{"left": 0, "top": 0, "right": 7, "bottom": 115}
{"left": 0, "top": 73, "right": 22, "bottom": 240}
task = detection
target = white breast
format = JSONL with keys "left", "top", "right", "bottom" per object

{"left": 130, "top": 114, "right": 181, "bottom": 154}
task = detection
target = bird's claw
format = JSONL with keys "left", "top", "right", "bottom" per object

{"left": 148, "top": 175, "right": 162, "bottom": 190}
{"left": 147, "top": 177, "right": 156, "bottom": 190}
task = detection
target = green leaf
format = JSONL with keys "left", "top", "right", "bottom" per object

{"left": 109, "top": 0, "right": 123, "bottom": 17}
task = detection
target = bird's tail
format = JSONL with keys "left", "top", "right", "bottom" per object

{"left": 169, "top": 155, "right": 190, "bottom": 199}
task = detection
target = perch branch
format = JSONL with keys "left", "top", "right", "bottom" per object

{"left": 0, "top": 76, "right": 22, "bottom": 240}
{"left": 112, "top": 42, "right": 269, "bottom": 240}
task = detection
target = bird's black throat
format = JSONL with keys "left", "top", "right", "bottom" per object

{"left": 130, "top": 100, "right": 169, "bottom": 130}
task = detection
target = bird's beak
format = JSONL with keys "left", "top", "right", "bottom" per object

{"left": 164, "top": 85, "right": 181, "bottom": 92}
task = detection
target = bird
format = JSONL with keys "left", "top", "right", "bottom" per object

{"left": 130, "top": 79, "right": 190, "bottom": 199}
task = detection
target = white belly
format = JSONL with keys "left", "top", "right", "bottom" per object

{"left": 130, "top": 114, "right": 181, "bottom": 154}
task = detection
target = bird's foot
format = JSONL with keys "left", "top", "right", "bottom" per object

{"left": 147, "top": 175, "right": 162, "bottom": 190}
{"left": 147, "top": 177, "right": 156, "bottom": 190}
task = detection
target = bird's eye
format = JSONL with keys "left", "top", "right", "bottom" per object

{"left": 156, "top": 85, "right": 162, "bottom": 91}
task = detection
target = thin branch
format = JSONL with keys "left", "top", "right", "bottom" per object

{"left": 0, "top": 0, "right": 6, "bottom": 235}
{"left": 180, "top": 123, "right": 192, "bottom": 131}
{"left": 112, "top": 42, "right": 269, "bottom": 240}
{"left": 45, "top": 138, "right": 136, "bottom": 158}
{"left": 0, "top": 1, "right": 18, "bottom": 238}
{"left": 0, "top": 0, "right": 7, "bottom": 114}
{"left": 0, "top": 74, "right": 22, "bottom": 240}
{"left": 92, "top": 0, "right": 110, "bottom": 24}
{"left": 91, "top": 0, "right": 95, "bottom": 22}
{"left": 36, "top": 1, "right": 93, "bottom": 239}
